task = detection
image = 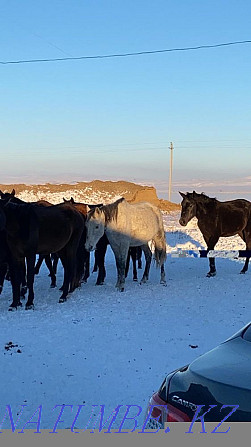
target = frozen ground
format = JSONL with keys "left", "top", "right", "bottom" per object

{"left": 0, "top": 207, "right": 250, "bottom": 431}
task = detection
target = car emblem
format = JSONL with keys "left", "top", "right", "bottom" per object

{"left": 172, "top": 395, "right": 198, "bottom": 412}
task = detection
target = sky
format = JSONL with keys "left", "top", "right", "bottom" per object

{"left": 1, "top": 0, "right": 251, "bottom": 202}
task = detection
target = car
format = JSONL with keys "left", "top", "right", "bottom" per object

{"left": 145, "top": 321, "right": 251, "bottom": 428}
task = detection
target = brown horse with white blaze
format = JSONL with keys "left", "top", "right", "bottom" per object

{"left": 179, "top": 191, "right": 251, "bottom": 277}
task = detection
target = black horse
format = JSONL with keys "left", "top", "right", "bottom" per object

{"left": 0, "top": 190, "right": 57, "bottom": 289}
{"left": 179, "top": 191, "right": 251, "bottom": 277}
{"left": 0, "top": 199, "right": 84, "bottom": 310}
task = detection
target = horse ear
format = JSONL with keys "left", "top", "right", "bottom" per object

{"left": 179, "top": 191, "right": 186, "bottom": 199}
{"left": 63, "top": 197, "right": 67, "bottom": 202}
{"left": 70, "top": 197, "right": 74, "bottom": 204}
{"left": 11, "top": 189, "right": 15, "bottom": 196}
{"left": 94, "top": 207, "right": 101, "bottom": 215}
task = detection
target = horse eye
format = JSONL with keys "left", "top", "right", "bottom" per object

{"left": 95, "top": 225, "right": 99, "bottom": 229}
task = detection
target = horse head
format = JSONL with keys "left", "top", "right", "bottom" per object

{"left": 0, "top": 189, "right": 15, "bottom": 200}
{"left": 85, "top": 207, "right": 105, "bottom": 251}
{"left": 63, "top": 197, "right": 75, "bottom": 204}
{"left": 179, "top": 191, "right": 197, "bottom": 226}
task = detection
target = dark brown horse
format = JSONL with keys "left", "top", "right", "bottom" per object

{"left": 0, "top": 190, "right": 57, "bottom": 288}
{"left": 0, "top": 200, "right": 84, "bottom": 310}
{"left": 179, "top": 191, "right": 251, "bottom": 276}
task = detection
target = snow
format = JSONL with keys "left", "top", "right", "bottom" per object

{"left": 0, "top": 203, "right": 250, "bottom": 431}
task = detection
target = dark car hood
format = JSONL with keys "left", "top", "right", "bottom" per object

{"left": 167, "top": 331, "right": 251, "bottom": 420}
{"left": 189, "top": 336, "right": 251, "bottom": 390}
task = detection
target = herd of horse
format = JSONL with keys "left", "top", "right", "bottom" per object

{"left": 0, "top": 188, "right": 250, "bottom": 312}
{"left": 0, "top": 190, "right": 166, "bottom": 311}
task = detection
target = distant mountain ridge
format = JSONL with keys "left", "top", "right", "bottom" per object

{"left": 0, "top": 180, "right": 180, "bottom": 212}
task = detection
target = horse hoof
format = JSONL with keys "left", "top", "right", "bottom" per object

{"left": 160, "top": 280, "right": 167, "bottom": 286}
{"left": 120, "top": 288, "right": 124, "bottom": 292}
{"left": 8, "top": 306, "right": 17, "bottom": 311}
{"left": 206, "top": 272, "right": 216, "bottom": 277}
{"left": 240, "top": 270, "right": 246, "bottom": 274}
{"left": 59, "top": 297, "right": 67, "bottom": 303}
{"left": 0, "top": 286, "right": 2, "bottom": 294}
{"left": 25, "top": 304, "right": 34, "bottom": 310}
{"left": 133, "top": 278, "right": 138, "bottom": 282}
{"left": 140, "top": 278, "right": 147, "bottom": 284}
{"left": 9, "top": 300, "right": 22, "bottom": 310}
{"left": 50, "top": 284, "right": 56, "bottom": 288}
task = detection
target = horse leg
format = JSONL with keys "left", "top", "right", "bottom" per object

{"left": 71, "top": 229, "right": 87, "bottom": 287}
{"left": 5, "top": 266, "right": 11, "bottom": 281}
{"left": 25, "top": 254, "right": 36, "bottom": 310}
{"left": 58, "top": 253, "right": 67, "bottom": 295}
{"left": 44, "top": 254, "right": 56, "bottom": 287}
{"left": 58, "top": 251, "right": 69, "bottom": 301}
{"left": 68, "top": 228, "right": 84, "bottom": 294}
{"left": 140, "top": 245, "right": 152, "bottom": 284}
{"left": 34, "top": 255, "right": 44, "bottom": 275}
{"left": 8, "top": 257, "right": 23, "bottom": 310}
{"left": 114, "top": 245, "right": 129, "bottom": 292}
{"left": 58, "top": 228, "right": 83, "bottom": 302}
{"left": 96, "top": 236, "right": 108, "bottom": 285}
{"left": 125, "top": 249, "right": 130, "bottom": 279}
{"left": 69, "top": 251, "right": 78, "bottom": 293}
{"left": 240, "top": 230, "right": 251, "bottom": 274}
{"left": 82, "top": 251, "right": 90, "bottom": 283}
{"left": 93, "top": 251, "right": 99, "bottom": 273}
{"left": 124, "top": 247, "right": 138, "bottom": 280}
{"left": 0, "top": 263, "right": 8, "bottom": 294}
{"left": 153, "top": 231, "right": 167, "bottom": 285}
{"left": 20, "top": 258, "right": 27, "bottom": 299}
{"left": 206, "top": 235, "right": 219, "bottom": 277}
{"left": 131, "top": 247, "right": 138, "bottom": 281}
{"left": 52, "top": 253, "right": 59, "bottom": 274}
{"left": 137, "top": 247, "right": 142, "bottom": 269}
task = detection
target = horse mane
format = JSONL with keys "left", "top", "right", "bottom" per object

{"left": 187, "top": 191, "right": 217, "bottom": 204}
{"left": 88, "top": 197, "right": 125, "bottom": 223}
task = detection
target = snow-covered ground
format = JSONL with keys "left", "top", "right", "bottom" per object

{"left": 0, "top": 205, "right": 250, "bottom": 431}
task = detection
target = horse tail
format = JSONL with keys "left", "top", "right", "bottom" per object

{"left": 153, "top": 211, "right": 167, "bottom": 267}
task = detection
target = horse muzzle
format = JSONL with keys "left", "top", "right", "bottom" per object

{"left": 179, "top": 218, "right": 187, "bottom": 226}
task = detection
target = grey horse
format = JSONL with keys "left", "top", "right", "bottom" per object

{"left": 85, "top": 198, "right": 166, "bottom": 291}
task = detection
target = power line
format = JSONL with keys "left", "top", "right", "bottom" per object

{"left": 1, "top": 39, "right": 251, "bottom": 65}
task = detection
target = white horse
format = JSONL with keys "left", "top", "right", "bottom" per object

{"left": 85, "top": 198, "right": 166, "bottom": 291}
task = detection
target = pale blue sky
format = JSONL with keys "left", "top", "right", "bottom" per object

{"left": 1, "top": 0, "right": 251, "bottom": 201}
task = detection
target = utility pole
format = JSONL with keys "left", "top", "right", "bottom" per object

{"left": 168, "top": 142, "right": 174, "bottom": 202}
